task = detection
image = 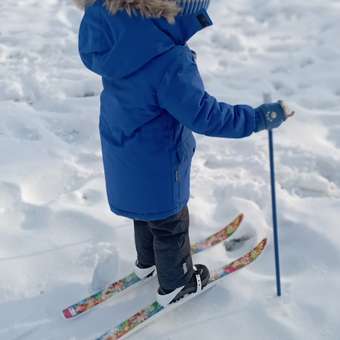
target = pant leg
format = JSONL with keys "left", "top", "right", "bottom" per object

{"left": 134, "top": 219, "right": 155, "bottom": 267}
{"left": 148, "top": 206, "right": 194, "bottom": 291}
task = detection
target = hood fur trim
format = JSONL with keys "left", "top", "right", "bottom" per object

{"left": 74, "top": 0, "right": 180, "bottom": 22}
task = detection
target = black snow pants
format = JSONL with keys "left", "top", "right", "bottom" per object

{"left": 133, "top": 206, "right": 194, "bottom": 291}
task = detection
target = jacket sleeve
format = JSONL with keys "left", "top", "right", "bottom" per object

{"left": 157, "top": 47, "right": 257, "bottom": 138}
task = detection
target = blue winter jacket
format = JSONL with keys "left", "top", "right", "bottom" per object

{"left": 78, "top": 1, "right": 258, "bottom": 221}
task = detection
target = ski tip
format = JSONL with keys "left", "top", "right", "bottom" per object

{"left": 258, "top": 238, "right": 268, "bottom": 251}
{"left": 226, "top": 213, "right": 244, "bottom": 230}
{"left": 236, "top": 213, "right": 244, "bottom": 224}
{"left": 256, "top": 238, "right": 268, "bottom": 258}
{"left": 62, "top": 308, "right": 75, "bottom": 320}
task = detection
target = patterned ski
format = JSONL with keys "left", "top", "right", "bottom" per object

{"left": 63, "top": 214, "right": 244, "bottom": 319}
{"left": 96, "top": 238, "right": 268, "bottom": 340}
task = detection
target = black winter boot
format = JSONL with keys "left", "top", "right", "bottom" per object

{"left": 156, "top": 264, "right": 210, "bottom": 306}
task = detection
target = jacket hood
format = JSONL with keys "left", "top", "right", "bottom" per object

{"left": 74, "top": 0, "right": 209, "bottom": 22}
{"left": 78, "top": 0, "right": 212, "bottom": 79}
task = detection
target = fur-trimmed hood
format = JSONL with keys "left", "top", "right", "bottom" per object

{"left": 77, "top": 0, "right": 213, "bottom": 78}
{"left": 74, "top": 0, "right": 209, "bottom": 22}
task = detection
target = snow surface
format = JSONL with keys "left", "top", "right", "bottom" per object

{"left": 0, "top": 0, "right": 340, "bottom": 339}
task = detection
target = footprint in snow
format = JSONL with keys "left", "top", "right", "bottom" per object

{"left": 281, "top": 171, "right": 339, "bottom": 199}
{"left": 5, "top": 120, "right": 42, "bottom": 142}
{"left": 300, "top": 57, "right": 315, "bottom": 68}
{"left": 280, "top": 147, "right": 340, "bottom": 198}
{"left": 272, "top": 79, "right": 296, "bottom": 96}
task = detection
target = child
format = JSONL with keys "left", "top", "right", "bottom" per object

{"left": 75, "top": 0, "right": 294, "bottom": 306}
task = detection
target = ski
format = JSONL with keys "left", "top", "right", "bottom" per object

{"left": 62, "top": 214, "right": 244, "bottom": 319}
{"left": 96, "top": 238, "right": 267, "bottom": 340}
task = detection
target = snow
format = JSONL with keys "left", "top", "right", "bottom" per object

{"left": 0, "top": 0, "right": 339, "bottom": 339}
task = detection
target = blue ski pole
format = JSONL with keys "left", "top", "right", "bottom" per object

{"left": 263, "top": 93, "right": 282, "bottom": 297}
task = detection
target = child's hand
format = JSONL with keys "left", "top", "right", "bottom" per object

{"left": 254, "top": 100, "right": 295, "bottom": 132}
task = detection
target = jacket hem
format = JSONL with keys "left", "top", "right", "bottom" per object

{"left": 109, "top": 202, "right": 188, "bottom": 221}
